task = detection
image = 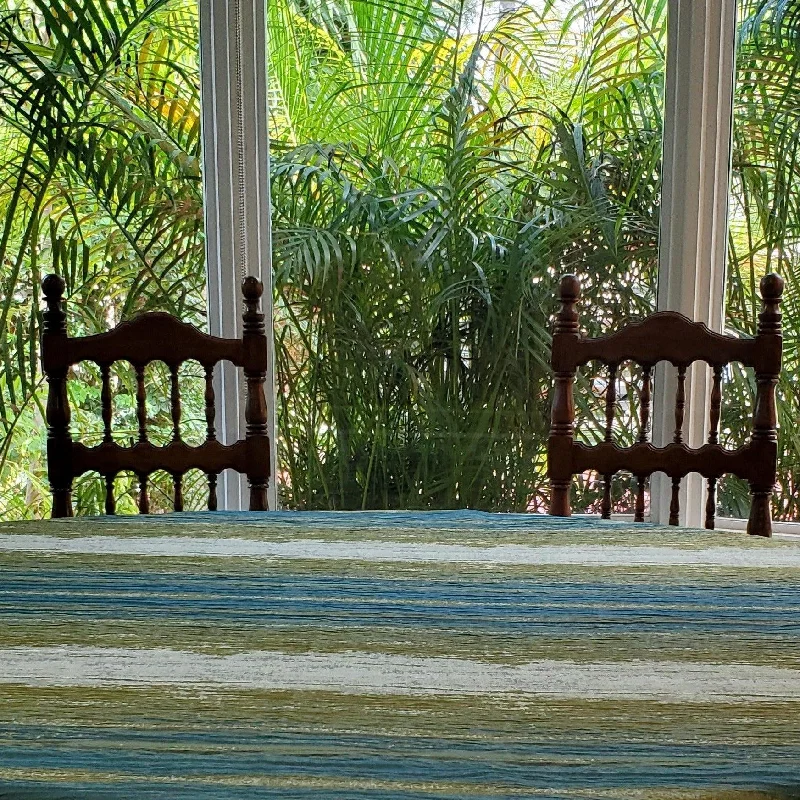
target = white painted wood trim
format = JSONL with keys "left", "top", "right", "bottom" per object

{"left": 199, "top": 0, "right": 277, "bottom": 509}
{"left": 580, "top": 513, "right": 800, "bottom": 539}
{"left": 716, "top": 518, "right": 800, "bottom": 538}
{"left": 651, "top": 0, "right": 738, "bottom": 527}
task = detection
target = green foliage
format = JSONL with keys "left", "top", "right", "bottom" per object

{"left": 271, "top": 0, "right": 662, "bottom": 509}
{"left": 0, "top": 0, "right": 799, "bottom": 519}
{"left": 0, "top": 0, "right": 205, "bottom": 516}
{"left": 723, "top": 0, "right": 800, "bottom": 519}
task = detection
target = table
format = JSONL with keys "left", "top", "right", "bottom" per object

{"left": 2, "top": 510, "right": 800, "bottom": 798}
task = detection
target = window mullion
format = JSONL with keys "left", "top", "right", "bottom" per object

{"left": 651, "top": 0, "right": 737, "bottom": 526}
{"left": 199, "top": 0, "right": 276, "bottom": 509}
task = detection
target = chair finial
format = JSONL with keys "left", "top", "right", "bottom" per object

{"left": 556, "top": 274, "right": 581, "bottom": 335}
{"left": 760, "top": 272, "right": 784, "bottom": 302}
{"left": 41, "top": 274, "right": 67, "bottom": 336}
{"left": 242, "top": 276, "right": 265, "bottom": 336}
{"left": 42, "top": 273, "right": 65, "bottom": 300}
{"left": 242, "top": 276, "right": 264, "bottom": 302}
{"left": 759, "top": 273, "right": 783, "bottom": 336}
{"left": 559, "top": 274, "right": 580, "bottom": 302}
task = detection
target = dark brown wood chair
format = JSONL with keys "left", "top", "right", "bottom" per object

{"left": 547, "top": 273, "right": 784, "bottom": 536}
{"left": 41, "top": 274, "right": 271, "bottom": 517}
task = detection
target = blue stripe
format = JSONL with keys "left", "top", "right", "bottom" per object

{"left": 3, "top": 571, "right": 800, "bottom": 635}
{"left": 3, "top": 726, "right": 800, "bottom": 791}
{"left": 89, "top": 509, "right": 660, "bottom": 530}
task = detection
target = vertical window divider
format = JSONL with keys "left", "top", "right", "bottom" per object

{"left": 198, "top": 0, "right": 277, "bottom": 509}
{"left": 651, "top": 0, "right": 738, "bottom": 527}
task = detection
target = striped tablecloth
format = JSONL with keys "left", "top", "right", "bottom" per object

{"left": 2, "top": 510, "right": 800, "bottom": 798}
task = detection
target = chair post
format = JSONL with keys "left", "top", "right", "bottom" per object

{"left": 41, "top": 275, "right": 73, "bottom": 518}
{"left": 241, "top": 276, "right": 270, "bottom": 511}
{"left": 548, "top": 275, "right": 581, "bottom": 516}
{"left": 748, "top": 273, "right": 783, "bottom": 537}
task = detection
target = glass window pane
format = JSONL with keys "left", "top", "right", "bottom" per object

{"left": 0, "top": 0, "right": 205, "bottom": 517}
{"left": 724, "top": 0, "right": 799, "bottom": 521}
{"left": 271, "top": 0, "right": 667, "bottom": 510}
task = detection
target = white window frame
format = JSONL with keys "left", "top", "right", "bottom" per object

{"left": 651, "top": 0, "right": 738, "bottom": 526}
{"left": 197, "top": 0, "right": 759, "bottom": 524}
{"left": 198, "top": 0, "right": 277, "bottom": 509}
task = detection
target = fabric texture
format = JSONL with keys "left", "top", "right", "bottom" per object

{"left": 2, "top": 510, "right": 800, "bottom": 798}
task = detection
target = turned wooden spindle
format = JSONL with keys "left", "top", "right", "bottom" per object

{"left": 138, "top": 473, "right": 150, "bottom": 514}
{"left": 203, "top": 363, "right": 219, "bottom": 512}
{"left": 705, "top": 477, "right": 717, "bottom": 530}
{"left": 207, "top": 472, "right": 218, "bottom": 511}
{"left": 104, "top": 474, "right": 116, "bottom": 516}
{"left": 242, "top": 276, "right": 270, "bottom": 511}
{"left": 673, "top": 365, "right": 687, "bottom": 444}
{"left": 548, "top": 274, "right": 581, "bottom": 517}
{"left": 42, "top": 274, "right": 73, "bottom": 518}
{"left": 601, "top": 364, "right": 617, "bottom": 518}
{"left": 173, "top": 472, "right": 184, "bottom": 512}
{"left": 748, "top": 272, "right": 784, "bottom": 537}
{"left": 135, "top": 365, "right": 147, "bottom": 443}
{"left": 601, "top": 474, "right": 612, "bottom": 519}
{"left": 704, "top": 364, "right": 724, "bottom": 531}
{"left": 669, "top": 476, "right": 681, "bottom": 526}
{"left": 634, "top": 365, "right": 651, "bottom": 524}
{"left": 708, "top": 365, "right": 723, "bottom": 445}
{"left": 204, "top": 364, "right": 216, "bottom": 441}
{"left": 170, "top": 365, "right": 181, "bottom": 443}
{"left": 635, "top": 476, "right": 646, "bottom": 523}
{"left": 604, "top": 363, "right": 617, "bottom": 442}
{"left": 100, "top": 364, "right": 113, "bottom": 443}
{"left": 639, "top": 365, "right": 652, "bottom": 443}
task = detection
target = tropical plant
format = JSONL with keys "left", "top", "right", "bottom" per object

{"left": 721, "top": 0, "right": 800, "bottom": 519}
{"left": 1, "top": 0, "right": 799, "bottom": 520}
{"left": 270, "top": 0, "right": 663, "bottom": 509}
{"left": 0, "top": 0, "right": 206, "bottom": 517}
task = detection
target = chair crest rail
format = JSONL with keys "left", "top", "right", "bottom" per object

{"left": 552, "top": 312, "right": 780, "bottom": 374}
{"left": 41, "top": 313, "right": 249, "bottom": 372}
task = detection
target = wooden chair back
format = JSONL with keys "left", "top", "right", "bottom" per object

{"left": 41, "top": 274, "right": 270, "bottom": 517}
{"left": 547, "top": 273, "right": 783, "bottom": 536}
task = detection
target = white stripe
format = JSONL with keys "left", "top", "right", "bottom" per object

{"left": 2, "top": 648, "right": 799, "bottom": 701}
{"left": 1, "top": 535, "right": 800, "bottom": 567}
